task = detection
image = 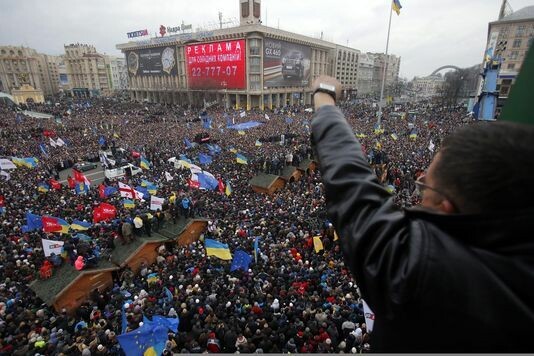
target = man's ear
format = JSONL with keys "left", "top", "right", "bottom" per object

{"left": 438, "top": 199, "right": 456, "bottom": 214}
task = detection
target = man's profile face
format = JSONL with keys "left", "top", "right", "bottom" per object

{"left": 420, "top": 153, "right": 451, "bottom": 213}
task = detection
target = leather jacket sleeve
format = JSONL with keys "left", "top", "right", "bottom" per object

{"left": 311, "top": 105, "right": 427, "bottom": 318}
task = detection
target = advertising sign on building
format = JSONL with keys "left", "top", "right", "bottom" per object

{"left": 127, "top": 29, "right": 149, "bottom": 38}
{"left": 263, "top": 39, "right": 311, "bottom": 88}
{"left": 126, "top": 46, "right": 177, "bottom": 76}
{"left": 185, "top": 39, "right": 246, "bottom": 89}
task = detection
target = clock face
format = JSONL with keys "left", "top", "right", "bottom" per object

{"left": 127, "top": 52, "right": 139, "bottom": 75}
{"left": 161, "top": 47, "right": 175, "bottom": 74}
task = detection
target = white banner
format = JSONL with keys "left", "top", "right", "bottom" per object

{"left": 42, "top": 238, "right": 64, "bottom": 257}
{"left": 239, "top": 111, "right": 246, "bottom": 118}
{"left": 362, "top": 299, "right": 375, "bottom": 332}
{"left": 150, "top": 196, "right": 164, "bottom": 211}
{"left": 0, "top": 159, "right": 16, "bottom": 170}
{"left": 49, "top": 137, "right": 57, "bottom": 148}
{"left": 0, "top": 171, "right": 10, "bottom": 181}
{"left": 56, "top": 137, "right": 65, "bottom": 146}
{"left": 165, "top": 171, "right": 173, "bottom": 181}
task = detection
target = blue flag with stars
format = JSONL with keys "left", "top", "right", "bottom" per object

{"left": 230, "top": 250, "right": 252, "bottom": 272}
{"left": 117, "top": 321, "right": 168, "bottom": 356}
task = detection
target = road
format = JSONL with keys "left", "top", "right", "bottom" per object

{"left": 58, "top": 163, "right": 106, "bottom": 187}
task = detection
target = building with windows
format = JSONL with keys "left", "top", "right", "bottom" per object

{"left": 334, "top": 45, "right": 360, "bottom": 97}
{"left": 412, "top": 75, "right": 445, "bottom": 98}
{"left": 483, "top": 5, "right": 534, "bottom": 100}
{"left": 0, "top": 46, "right": 60, "bottom": 98}
{"left": 64, "top": 44, "right": 112, "bottom": 97}
{"left": 109, "top": 57, "right": 128, "bottom": 91}
{"left": 356, "top": 53, "right": 375, "bottom": 96}
{"left": 116, "top": 0, "right": 400, "bottom": 108}
{"left": 369, "top": 53, "right": 401, "bottom": 97}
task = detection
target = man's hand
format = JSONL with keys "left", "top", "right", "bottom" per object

{"left": 312, "top": 75, "right": 342, "bottom": 111}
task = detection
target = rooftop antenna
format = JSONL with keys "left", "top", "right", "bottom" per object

{"left": 218, "top": 10, "right": 234, "bottom": 29}
{"left": 277, "top": 18, "right": 280, "bottom": 29}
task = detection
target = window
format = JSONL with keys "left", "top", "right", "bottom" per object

{"left": 513, "top": 39, "right": 521, "bottom": 48}
{"left": 253, "top": 0, "right": 260, "bottom": 18}
{"left": 510, "top": 51, "right": 519, "bottom": 60}
{"left": 516, "top": 25, "right": 525, "bottom": 37}
{"left": 241, "top": 1, "right": 250, "bottom": 18}
{"left": 507, "top": 63, "right": 515, "bottom": 70}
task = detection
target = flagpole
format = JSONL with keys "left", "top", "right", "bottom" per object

{"left": 378, "top": 2, "right": 394, "bottom": 127}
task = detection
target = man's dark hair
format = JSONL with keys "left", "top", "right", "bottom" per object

{"left": 433, "top": 121, "right": 534, "bottom": 214}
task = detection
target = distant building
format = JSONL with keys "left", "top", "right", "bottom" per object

{"left": 334, "top": 45, "right": 360, "bottom": 97}
{"left": 109, "top": 57, "right": 128, "bottom": 91}
{"left": 369, "top": 53, "right": 401, "bottom": 97}
{"left": 63, "top": 44, "right": 112, "bottom": 97}
{"left": 356, "top": 53, "right": 375, "bottom": 96}
{"left": 412, "top": 75, "right": 445, "bottom": 98}
{"left": 0, "top": 46, "right": 60, "bottom": 98}
{"left": 483, "top": 5, "right": 534, "bottom": 100}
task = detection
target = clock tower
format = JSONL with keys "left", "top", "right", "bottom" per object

{"left": 239, "top": 0, "right": 261, "bottom": 26}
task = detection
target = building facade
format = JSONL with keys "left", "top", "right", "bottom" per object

{"left": 64, "top": 44, "right": 112, "bottom": 97}
{"left": 334, "top": 45, "right": 360, "bottom": 96}
{"left": 116, "top": 0, "right": 400, "bottom": 108}
{"left": 412, "top": 75, "right": 445, "bottom": 98}
{"left": 356, "top": 53, "right": 375, "bottom": 96}
{"left": 109, "top": 57, "right": 128, "bottom": 91}
{"left": 0, "top": 46, "right": 60, "bottom": 98}
{"left": 483, "top": 5, "right": 534, "bottom": 99}
{"left": 369, "top": 53, "right": 401, "bottom": 97}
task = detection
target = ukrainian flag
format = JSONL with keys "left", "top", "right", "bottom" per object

{"left": 313, "top": 236, "right": 324, "bottom": 253}
{"left": 113, "top": 132, "right": 120, "bottom": 138}
{"left": 236, "top": 153, "right": 248, "bottom": 165}
{"left": 123, "top": 199, "right": 135, "bottom": 209}
{"left": 205, "top": 238, "right": 232, "bottom": 260}
{"left": 225, "top": 181, "right": 232, "bottom": 196}
{"left": 255, "top": 140, "right": 262, "bottom": 147}
{"left": 147, "top": 273, "right": 159, "bottom": 284}
{"left": 356, "top": 133, "right": 367, "bottom": 139}
{"left": 71, "top": 219, "right": 92, "bottom": 231}
{"left": 147, "top": 184, "right": 157, "bottom": 195}
{"left": 11, "top": 157, "right": 26, "bottom": 167}
{"left": 140, "top": 156, "right": 151, "bottom": 170}
{"left": 409, "top": 133, "right": 418, "bottom": 140}
{"left": 38, "top": 182, "right": 50, "bottom": 193}
{"left": 23, "top": 157, "right": 39, "bottom": 168}
{"left": 392, "top": 0, "right": 402, "bottom": 15}
{"left": 229, "top": 147, "right": 238, "bottom": 153}
{"left": 391, "top": 133, "right": 398, "bottom": 141}
{"left": 238, "top": 130, "right": 246, "bottom": 136}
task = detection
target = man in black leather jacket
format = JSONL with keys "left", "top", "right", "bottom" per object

{"left": 310, "top": 75, "right": 534, "bottom": 352}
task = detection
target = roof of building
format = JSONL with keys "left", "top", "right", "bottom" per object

{"left": 249, "top": 174, "right": 281, "bottom": 188}
{"left": 493, "top": 5, "right": 534, "bottom": 23}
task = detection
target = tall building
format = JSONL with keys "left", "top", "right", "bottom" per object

{"left": 109, "top": 57, "right": 128, "bottom": 91}
{"left": 412, "top": 75, "right": 445, "bottom": 98}
{"left": 64, "top": 44, "right": 112, "bottom": 97}
{"left": 369, "top": 53, "right": 401, "bottom": 97}
{"left": 0, "top": 46, "right": 59, "bottom": 97}
{"left": 334, "top": 45, "right": 360, "bottom": 97}
{"left": 483, "top": 5, "right": 534, "bottom": 100}
{"left": 356, "top": 53, "right": 375, "bottom": 96}
{"left": 116, "top": 0, "right": 401, "bottom": 107}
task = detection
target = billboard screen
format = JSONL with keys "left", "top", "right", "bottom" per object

{"left": 186, "top": 39, "right": 246, "bottom": 89}
{"left": 263, "top": 39, "right": 311, "bottom": 87}
{"left": 126, "top": 46, "right": 177, "bottom": 76}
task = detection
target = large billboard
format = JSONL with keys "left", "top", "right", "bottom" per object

{"left": 185, "top": 39, "right": 246, "bottom": 89}
{"left": 126, "top": 46, "right": 177, "bottom": 76}
{"left": 263, "top": 39, "right": 311, "bottom": 88}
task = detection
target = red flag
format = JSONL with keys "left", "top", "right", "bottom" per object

{"left": 131, "top": 151, "right": 141, "bottom": 158}
{"left": 49, "top": 179, "right": 61, "bottom": 190}
{"left": 67, "top": 177, "right": 75, "bottom": 189}
{"left": 43, "top": 130, "right": 56, "bottom": 137}
{"left": 98, "top": 184, "right": 106, "bottom": 199}
{"left": 99, "top": 203, "right": 117, "bottom": 220}
{"left": 41, "top": 216, "right": 68, "bottom": 233}
{"left": 93, "top": 206, "right": 104, "bottom": 223}
{"left": 0, "top": 195, "right": 4, "bottom": 207}
{"left": 73, "top": 169, "right": 84, "bottom": 183}
{"left": 218, "top": 178, "right": 225, "bottom": 194}
{"left": 188, "top": 179, "right": 200, "bottom": 189}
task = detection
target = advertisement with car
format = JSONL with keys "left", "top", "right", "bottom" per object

{"left": 126, "top": 46, "right": 177, "bottom": 76}
{"left": 263, "top": 38, "right": 311, "bottom": 88}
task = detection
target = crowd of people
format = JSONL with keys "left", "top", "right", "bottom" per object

{"left": 0, "top": 95, "right": 472, "bottom": 355}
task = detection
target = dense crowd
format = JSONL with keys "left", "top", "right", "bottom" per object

{"left": 0, "top": 96, "right": 471, "bottom": 355}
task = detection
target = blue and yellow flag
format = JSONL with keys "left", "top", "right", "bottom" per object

{"left": 255, "top": 140, "right": 262, "bottom": 147}
{"left": 71, "top": 219, "right": 92, "bottom": 231}
{"left": 140, "top": 156, "right": 151, "bottom": 170}
{"left": 236, "top": 153, "right": 248, "bottom": 165}
{"left": 23, "top": 157, "right": 39, "bottom": 168}
{"left": 225, "top": 181, "right": 232, "bottom": 196}
{"left": 205, "top": 238, "right": 232, "bottom": 260}
{"left": 390, "top": 133, "right": 398, "bottom": 141}
{"left": 392, "top": 0, "right": 402, "bottom": 15}
{"left": 117, "top": 321, "right": 168, "bottom": 356}
{"left": 230, "top": 250, "right": 252, "bottom": 272}
{"left": 38, "top": 182, "right": 50, "bottom": 193}
{"left": 123, "top": 199, "right": 135, "bottom": 209}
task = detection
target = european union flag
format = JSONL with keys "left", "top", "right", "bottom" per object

{"left": 117, "top": 318, "right": 169, "bottom": 356}
{"left": 121, "top": 300, "right": 132, "bottom": 334}
{"left": 135, "top": 186, "right": 150, "bottom": 198}
{"left": 230, "top": 250, "right": 252, "bottom": 272}
{"left": 144, "top": 315, "right": 179, "bottom": 333}
{"left": 197, "top": 173, "right": 218, "bottom": 190}
{"left": 184, "top": 138, "right": 192, "bottom": 149}
{"left": 98, "top": 136, "right": 106, "bottom": 146}
{"left": 179, "top": 154, "right": 192, "bottom": 163}
{"left": 198, "top": 153, "right": 212, "bottom": 165}
{"left": 104, "top": 186, "right": 117, "bottom": 197}
{"left": 24, "top": 212, "right": 43, "bottom": 232}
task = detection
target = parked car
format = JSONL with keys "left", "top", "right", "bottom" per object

{"left": 104, "top": 164, "right": 143, "bottom": 179}
{"left": 73, "top": 161, "right": 98, "bottom": 172}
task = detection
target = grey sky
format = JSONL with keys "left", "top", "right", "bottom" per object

{"left": 0, "top": 0, "right": 532, "bottom": 79}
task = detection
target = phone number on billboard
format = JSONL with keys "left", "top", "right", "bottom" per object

{"left": 191, "top": 66, "right": 239, "bottom": 77}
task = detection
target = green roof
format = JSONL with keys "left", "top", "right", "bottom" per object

{"left": 280, "top": 166, "right": 299, "bottom": 180}
{"left": 156, "top": 216, "right": 191, "bottom": 239}
{"left": 30, "top": 260, "right": 117, "bottom": 306}
{"left": 249, "top": 174, "right": 280, "bottom": 188}
{"left": 110, "top": 234, "right": 168, "bottom": 266}
{"left": 298, "top": 159, "right": 316, "bottom": 171}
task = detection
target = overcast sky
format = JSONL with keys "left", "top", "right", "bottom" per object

{"left": 1, "top": 0, "right": 532, "bottom": 79}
